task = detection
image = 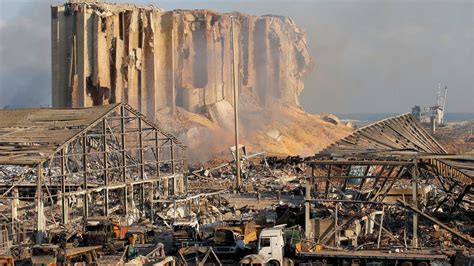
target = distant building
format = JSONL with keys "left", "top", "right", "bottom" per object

{"left": 412, "top": 84, "right": 447, "bottom": 126}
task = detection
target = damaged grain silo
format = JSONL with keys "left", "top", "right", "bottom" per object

{"left": 51, "top": 2, "right": 312, "bottom": 121}
{"left": 49, "top": 2, "right": 345, "bottom": 159}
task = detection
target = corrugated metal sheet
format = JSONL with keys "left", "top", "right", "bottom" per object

{"left": 0, "top": 104, "right": 120, "bottom": 165}
{"left": 320, "top": 113, "right": 447, "bottom": 156}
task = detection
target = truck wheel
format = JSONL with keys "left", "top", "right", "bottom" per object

{"left": 268, "top": 260, "right": 280, "bottom": 266}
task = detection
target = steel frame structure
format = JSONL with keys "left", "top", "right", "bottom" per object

{"left": 303, "top": 113, "right": 473, "bottom": 254}
{"left": 0, "top": 103, "right": 186, "bottom": 244}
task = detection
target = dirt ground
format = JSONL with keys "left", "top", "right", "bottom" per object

{"left": 433, "top": 121, "right": 474, "bottom": 154}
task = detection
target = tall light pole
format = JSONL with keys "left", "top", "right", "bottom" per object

{"left": 231, "top": 16, "right": 241, "bottom": 190}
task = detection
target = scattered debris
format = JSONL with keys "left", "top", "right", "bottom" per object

{"left": 0, "top": 2, "right": 472, "bottom": 265}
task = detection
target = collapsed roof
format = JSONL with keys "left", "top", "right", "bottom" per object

{"left": 320, "top": 113, "right": 447, "bottom": 157}
{"left": 316, "top": 113, "right": 472, "bottom": 185}
{"left": 0, "top": 103, "right": 180, "bottom": 165}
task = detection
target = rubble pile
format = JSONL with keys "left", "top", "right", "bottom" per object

{"left": 1, "top": 139, "right": 472, "bottom": 265}
{"left": 0, "top": 165, "right": 36, "bottom": 182}
{"left": 158, "top": 196, "right": 223, "bottom": 224}
{"left": 0, "top": 1, "right": 471, "bottom": 263}
{"left": 433, "top": 121, "right": 474, "bottom": 154}
{"left": 310, "top": 202, "right": 473, "bottom": 251}
{"left": 4, "top": 90, "right": 473, "bottom": 266}
{"left": 187, "top": 155, "right": 310, "bottom": 193}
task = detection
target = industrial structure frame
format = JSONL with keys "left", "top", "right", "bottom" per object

{"left": 300, "top": 113, "right": 473, "bottom": 260}
{"left": 0, "top": 102, "right": 186, "bottom": 245}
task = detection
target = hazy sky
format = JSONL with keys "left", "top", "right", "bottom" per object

{"left": 0, "top": 0, "right": 472, "bottom": 114}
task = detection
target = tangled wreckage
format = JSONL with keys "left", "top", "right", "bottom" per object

{"left": 302, "top": 114, "right": 473, "bottom": 263}
{"left": 0, "top": 1, "right": 472, "bottom": 265}
{"left": 0, "top": 103, "right": 186, "bottom": 264}
{"left": 0, "top": 104, "right": 472, "bottom": 265}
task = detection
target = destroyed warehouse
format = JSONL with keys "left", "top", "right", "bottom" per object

{"left": 0, "top": 1, "right": 472, "bottom": 265}
{"left": 0, "top": 103, "right": 186, "bottom": 263}
{"left": 0, "top": 104, "right": 472, "bottom": 264}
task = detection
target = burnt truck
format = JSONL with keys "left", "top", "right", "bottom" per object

{"left": 212, "top": 220, "right": 259, "bottom": 258}
{"left": 213, "top": 227, "right": 246, "bottom": 257}
{"left": 172, "top": 218, "right": 200, "bottom": 252}
{"left": 31, "top": 244, "right": 60, "bottom": 265}
{"left": 83, "top": 217, "right": 128, "bottom": 253}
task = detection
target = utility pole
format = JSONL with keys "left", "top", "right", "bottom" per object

{"left": 304, "top": 179, "right": 311, "bottom": 239}
{"left": 231, "top": 16, "right": 241, "bottom": 190}
{"left": 170, "top": 14, "right": 176, "bottom": 116}
{"left": 412, "top": 158, "right": 419, "bottom": 248}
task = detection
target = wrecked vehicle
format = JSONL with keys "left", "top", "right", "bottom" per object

{"left": 31, "top": 244, "right": 59, "bottom": 265}
{"left": 212, "top": 227, "right": 247, "bottom": 257}
{"left": 83, "top": 217, "right": 127, "bottom": 252}
{"left": 173, "top": 218, "right": 200, "bottom": 251}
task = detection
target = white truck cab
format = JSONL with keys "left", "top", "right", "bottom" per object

{"left": 258, "top": 227, "right": 285, "bottom": 265}
{"left": 240, "top": 226, "right": 294, "bottom": 266}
